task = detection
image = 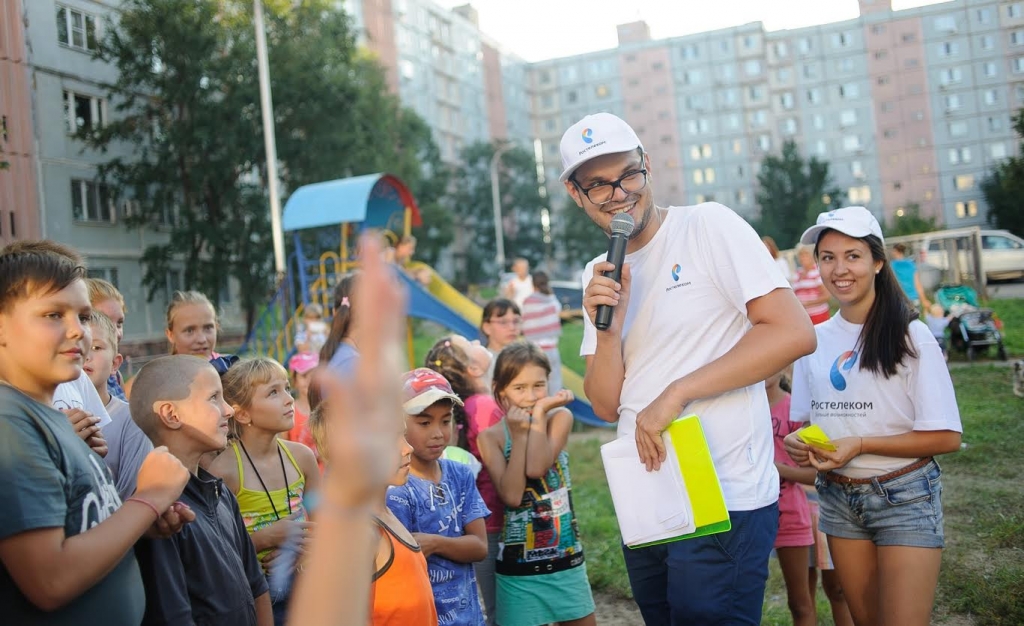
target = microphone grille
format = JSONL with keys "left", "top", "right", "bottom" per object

{"left": 610, "top": 213, "right": 635, "bottom": 236}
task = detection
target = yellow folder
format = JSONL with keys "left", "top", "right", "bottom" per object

{"left": 601, "top": 414, "right": 731, "bottom": 548}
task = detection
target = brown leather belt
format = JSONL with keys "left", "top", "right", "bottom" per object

{"left": 824, "top": 457, "right": 934, "bottom": 485}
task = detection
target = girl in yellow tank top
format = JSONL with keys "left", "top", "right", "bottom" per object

{"left": 207, "top": 357, "right": 321, "bottom": 625}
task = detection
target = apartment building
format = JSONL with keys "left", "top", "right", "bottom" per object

{"left": 6, "top": 0, "right": 244, "bottom": 347}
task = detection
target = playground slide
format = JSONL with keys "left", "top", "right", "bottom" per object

{"left": 399, "top": 263, "right": 611, "bottom": 428}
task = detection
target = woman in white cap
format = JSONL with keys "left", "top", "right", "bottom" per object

{"left": 784, "top": 206, "right": 963, "bottom": 626}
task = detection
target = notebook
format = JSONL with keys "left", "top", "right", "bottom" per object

{"left": 601, "top": 414, "right": 731, "bottom": 548}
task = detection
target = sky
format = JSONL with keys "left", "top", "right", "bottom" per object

{"left": 433, "top": 0, "right": 949, "bottom": 62}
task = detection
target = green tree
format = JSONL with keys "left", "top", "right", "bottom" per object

{"left": 884, "top": 202, "right": 939, "bottom": 237}
{"left": 83, "top": 0, "right": 441, "bottom": 330}
{"left": 447, "top": 141, "right": 546, "bottom": 287}
{"left": 553, "top": 196, "right": 606, "bottom": 272}
{"left": 980, "top": 109, "right": 1024, "bottom": 238}
{"left": 755, "top": 140, "right": 844, "bottom": 248}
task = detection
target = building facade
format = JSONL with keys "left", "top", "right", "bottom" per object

{"left": 7, "top": 0, "right": 244, "bottom": 348}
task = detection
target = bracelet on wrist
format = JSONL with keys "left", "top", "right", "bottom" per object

{"left": 126, "top": 497, "right": 162, "bottom": 521}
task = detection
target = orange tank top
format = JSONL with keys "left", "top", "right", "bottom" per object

{"left": 371, "top": 518, "right": 437, "bottom": 626}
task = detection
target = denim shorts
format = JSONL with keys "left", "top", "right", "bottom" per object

{"left": 815, "top": 459, "right": 944, "bottom": 548}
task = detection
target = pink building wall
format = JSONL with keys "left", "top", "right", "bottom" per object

{"left": 0, "top": 0, "right": 41, "bottom": 245}
{"left": 618, "top": 45, "right": 686, "bottom": 202}
{"left": 864, "top": 15, "right": 941, "bottom": 220}
{"left": 481, "top": 42, "right": 507, "bottom": 141}
{"left": 361, "top": 0, "right": 399, "bottom": 94}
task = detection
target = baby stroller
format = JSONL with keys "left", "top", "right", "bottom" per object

{"left": 934, "top": 285, "right": 1007, "bottom": 361}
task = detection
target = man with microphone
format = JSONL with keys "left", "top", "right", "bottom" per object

{"left": 562, "top": 112, "right": 816, "bottom": 624}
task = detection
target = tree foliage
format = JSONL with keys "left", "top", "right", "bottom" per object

{"left": 755, "top": 140, "right": 844, "bottom": 249}
{"left": 980, "top": 109, "right": 1024, "bottom": 238}
{"left": 553, "top": 195, "right": 606, "bottom": 274}
{"left": 883, "top": 203, "right": 939, "bottom": 237}
{"left": 446, "top": 141, "right": 546, "bottom": 287}
{"left": 83, "top": 0, "right": 442, "bottom": 329}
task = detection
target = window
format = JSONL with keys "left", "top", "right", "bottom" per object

{"left": 70, "top": 179, "right": 113, "bottom": 223}
{"left": 955, "top": 200, "right": 978, "bottom": 218}
{"left": 774, "top": 41, "right": 788, "bottom": 58}
{"left": 840, "top": 109, "right": 857, "bottom": 127}
{"left": 884, "top": 128, "right": 898, "bottom": 139}
{"left": 721, "top": 89, "right": 739, "bottom": 106}
{"left": 939, "top": 67, "right": 963, "bottom": 85}
{"left": 807, "top": 88, "right": 822, "bottom": 104}
{"left": 780, "top": 92, "right": 794, "bottom": 109}
{"left": 720, "top": 64, "right": 735, "bottom": 80}
{"left": 595, "top": 84, "right": 609, "bottom": 98}
{"left": 1013, "top": 31, "right": 1024, "bottom": 46}
{"left": 983, "top": 235, "right": 1024, "bottom": 249}
{"left": 938, "top": 42, "right": 958, "bottom": 57}
{"left": 945, "top": 94, "right": 961, "bottom": 110}
{"left": 902, "top": 32, "right": 917, "bottom": 43}
{"left": 757, "top": 135, "right": 771, "bottom": 151}
{"left": 56, "top": 5, "right": 98, "bottom": 51}
{"left": 833, "top": 32, "right": 851, "bottom": 48}
{"left": 991, "top": 142, "right": 1008, "bottom": 159}
{"left": 851, "top": 161, "right": 865, "bottom": 179}
{"left": 744, "top": 59, "right": 762, "bottom": 76}
{"left": 693, "top": 169, "right": 704, "bottom": 184}
{"left": 701, "top": 144, "right": 713, "bottom": 158}
{"left": 977, "top": 8, "right": 992, "bottom": 24}
{"left": 871, "top": 24, "right": 886, "bottom": 35}
{"left": 777, "top": 67, "right": 791, "bottom": 82}
{"left": 848, "top": 186, "right": 872, "bottom": 203}
{"left": 399, "top": 59, "right": 414, "bottom": 80}
{"left": 934, "top": 16, "right": 957, "bottom": 33}
{"left": 880, "top": 101, "right": 894, "bottom": 112}
{"left": 743, "top": 35, "right": 756, "bottom": 50}
{"left": 798, "top": 38, "right": 812, "bottom": 54}
{"left": 984, "top": 89, "right": 999, "bottom": 105}
{"left": 732, "top": 139, "right": 743, "bottom": 154}
{"left": 727, "top": 114, "right": 741, "bottom": 130}
{"left": 86, "top": 267, "right": 119, "bottom": 289}
{"left": 1015, "top": 58, "right": 1024, "bottom": 73}
{"left": 704, "top": 168, "right": 716, "bottom": 184}
{"left": 1009, "top": 4, "right": 1022, "bottom": 19}
{"left": 63, "top": 91, "right": 106, "bottom": 135}
{"left": 813, "top": 114, "right": 825, "bottom": 130}
{"left": 981, "top": 35, "right": 995, "bottom": 51}
{"left": 954, "top": 174, "right": 975, "bottom": 190}
{"left": 839, "top": 83, "right": 859, "bottom": 99}
{"left": 815, "top": 139, "right": 828, "bottom": 156}
{"left": 782, "top": 118, "right": 797, "bottom": 135}
{"left": 747, "top": 86, "right": 763, "bottom": 101}
{"left": 165, "top": 269, "right": 185, "bottom": 300}
{"left": 837, "top": 58, "right": 854, "bottom": 73}
{"left": 735, "top": 189, "right": 747, "bottom": 205}
{"left": 684, "top": 70, "right": 703, "bottom": 85}
{"left": 680, "top": 44, "right": 700, "bottom": 60}
{"left": 874, "top": 50, "right": 888, "bottom": 60}
{"left": 843, "top": 135, "right": 862, "bottom": 152}
{"left": 802, "top": 63, "right": 817, "bottom": 79}
{"left": 750, "top": 110, "right": 767, "bottom": 127}
{"left": 988, "top": 116, "right": 1003, "bottom": 131}
{"left": 948, "top": 147, "right": 972, "bottom": 164}
{"left": 690, "top": 145, "right": 702, "bottom": 160}
{"left": 984, "top": 62, "right": 998, "bottom": 78}
{"left": 949, "top": 121, "right": 968, "bottom": 137}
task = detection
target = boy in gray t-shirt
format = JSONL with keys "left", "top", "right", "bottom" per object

{"left": 85, "top": 312, "right": 153, "bottom": 501}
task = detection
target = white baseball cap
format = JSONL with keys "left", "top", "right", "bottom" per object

{"left": 800, "top": 206, "right": 885, "bottom": 246}
{"left": 559, "top": 113, "right": 644, "bottom": 182}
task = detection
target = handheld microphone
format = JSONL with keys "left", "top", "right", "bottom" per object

{"left": 595, "top": 213, "right": 635, "bottom": 331}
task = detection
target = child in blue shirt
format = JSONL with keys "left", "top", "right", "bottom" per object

{"left": 387, "top": 368, "right": 490, "bottom": 626}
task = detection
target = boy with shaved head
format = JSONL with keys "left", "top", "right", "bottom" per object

{"left": 131, "top": 355, "right": 272, "bottom": 626}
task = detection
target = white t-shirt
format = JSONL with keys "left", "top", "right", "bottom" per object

{"left": 790, "top": 313, "right": 963, "bottom": 479}
{"left": 581, "top": 203, "right": 791, "bottom": 511}
{"left": 53, "top": 371, "right": 112, "bottom": 428}
{"left": 506, "top": 276, "right": 533, "bottom": 309}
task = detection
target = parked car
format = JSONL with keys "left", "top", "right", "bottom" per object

{"left": 550, "top": 280, "right": 584, "bottom": 319}
{"left": 920, "top": 230, "right": 1024, "bottom": 281}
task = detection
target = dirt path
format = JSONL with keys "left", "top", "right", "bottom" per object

{"left": 593, "top": 590, "right": 644, "bottom": 625}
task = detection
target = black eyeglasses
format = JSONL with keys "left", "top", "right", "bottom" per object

{"left": 572, "top": 168, "right": 649, "bottom": 205}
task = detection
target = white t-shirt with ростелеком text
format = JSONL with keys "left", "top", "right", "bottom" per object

{"left": 53, "top": 371, "right": 111, "bottom": 428}
{"left": 580, "top": 203, "right": 792, "bottom": 512}
{"left": 790, "top": 313, "right": 963, "bottom": 479}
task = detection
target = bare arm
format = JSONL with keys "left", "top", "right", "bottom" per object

{"left": 524, "top": 404, "right": 574, "bottom": 478}
{"left": 635, "top": 288, "right": 817, "bottom": 470}
{"left": 479, "top": 427, "right": 528, "bottom": 508}
{"left": 413, "top": 518, "right": 488, "bottom": 563}
{"left": 914, "top": 272, "right": 930, "bottom": 309}
{"left": 803, "top": 430, "right": 962, "bottom": 472}
{"left": 255, "top": 591, "right": 273, "bottom": 626}
{"left": 581, "top": 262, "right": 632, "bottom": 422}
{"left": 776, "top": 463, "right": 816, "bottom": 486}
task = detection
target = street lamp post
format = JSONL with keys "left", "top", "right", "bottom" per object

{"left": 490, "top": 143, "right": 513, "bottom": 273}
{"left": 254, "top": 0, "right": 285, "bottom": 279}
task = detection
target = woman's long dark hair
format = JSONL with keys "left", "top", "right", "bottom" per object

{"left": 319, "top": 272, "right": 358, "bottom": 364}
{"left": 424, "top": 337, "right": 475, "bottom": 450}
{"left": 816, "top": 231, "right": 918, "bottom": 378}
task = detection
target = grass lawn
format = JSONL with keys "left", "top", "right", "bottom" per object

{"left": 565, "top": 364, "right": 1024, "bottom": 625}
{"left": 986, "top": 298, "right": 1024, "bottom": 357}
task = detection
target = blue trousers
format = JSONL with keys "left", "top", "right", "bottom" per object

{"left": 621, "top": 503, "right": 778, "bottom": 625}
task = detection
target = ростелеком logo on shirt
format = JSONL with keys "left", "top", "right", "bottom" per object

{"left": 670, "top": 263, "right": 681, "bottom": 281}
{"left": 829, "top": 350, "right": 859, "bottom": 391}
{"left": 582, "top": 128, "right": 594, "bottom": 144}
